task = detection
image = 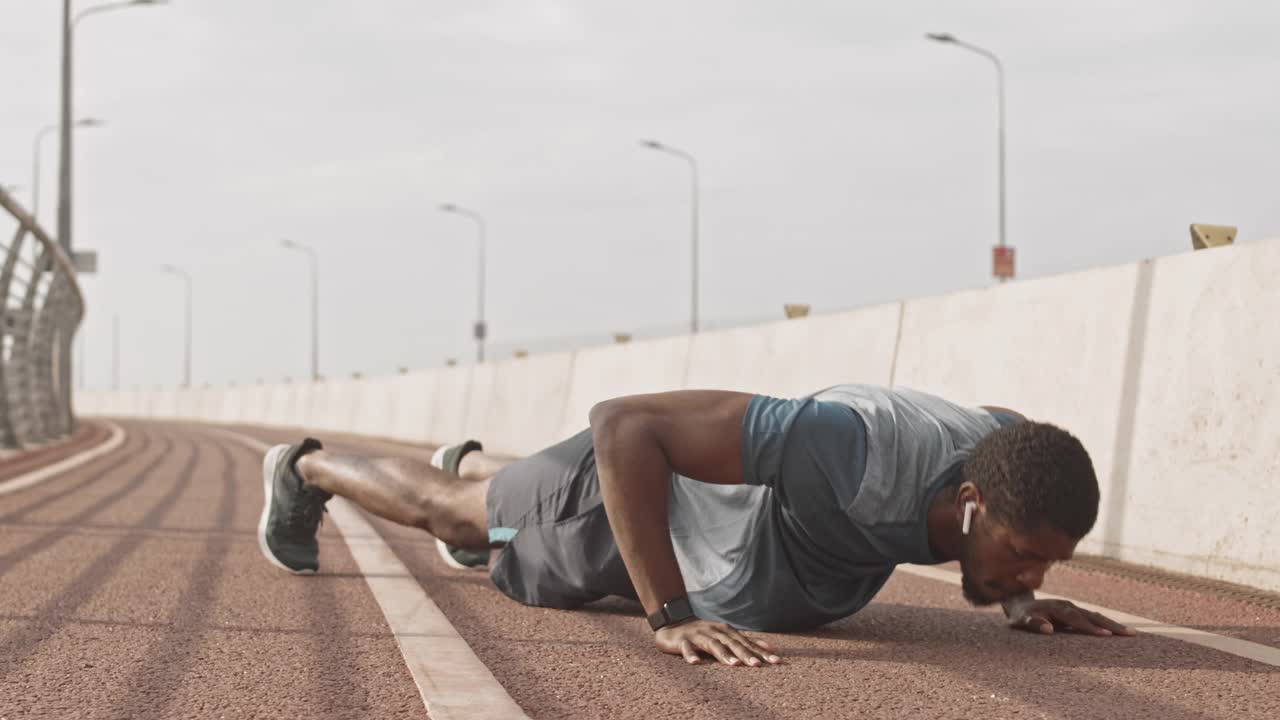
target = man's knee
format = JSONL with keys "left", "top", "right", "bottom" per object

{"left": 408, "top": 483, "right": 486, "bottom": 545}
{"left": 404, "top": 484, "right": 444, "bottom": 532}
{"left": 458, "top": 451, "right": 509, "bottom": 482}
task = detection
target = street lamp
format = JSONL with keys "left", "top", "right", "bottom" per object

{"left": 57, "top": 0, "right": 165, "bottom": 253}
{"left": 160, "top": 263, "right": 191, "bottom": 388}
{"left": 926, "top": 32, "right": 1010, "bottom": 279}
{"left": 34, "top": 117, "right": 102, "bottom": 225}
{"left": 280, "top": 239, "right": 319, "bottom": 382}
{"left": 639, "top": 138, "right": 700, "bottom": 334}
{"left": 439, "top": 203, "right": 488, "bottom": 364}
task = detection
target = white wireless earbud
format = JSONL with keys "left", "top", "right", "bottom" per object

{"left": 962, "top": 501, "right": 977, "bottom": 536}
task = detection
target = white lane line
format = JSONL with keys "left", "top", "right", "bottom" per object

{"left": 0, "top": 421, "right": 127, "bottom": 497}
{"left": 899, "top": 564, "right": 1280, "bottom": 668}
{"left": 327, "top": 498, "right": 529, "bottom": 720}
{"left": 216, "top": 428, "right": 529, "bottom": 720}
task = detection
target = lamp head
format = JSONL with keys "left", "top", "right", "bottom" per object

{"left": 926, "top": 32, "right": 957, "bottom": 43}
{"left": 639, "top": 139, "right": 663, "bottom": 150}
{"left": 440, "top": 203, "right": 458, "bottom": 213}
{"left": 76, "top": 117, "right": 105, "bottom": 128}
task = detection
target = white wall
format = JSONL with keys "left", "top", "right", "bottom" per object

{"left": 429, "top": 364, "right": 473, "bottom": 445}
{"left": 386, "top": 369, "right": 437, "bottom": 444}
{"left": 73, "top": 238, "right": 1280, "bottom": 592}
{"left": 893, "top": 261, "right": 1146, "bottom": 577}
{"left": 1106, "top": 242, "right": 1280, "bottom": 590}
{"left": 684, "top": 302, "right": 902, "bottom": 398}
{"left": 557, "top": 335, "right": 691, "bottom": 439}
{"left": 479, "top": 351, "right": 575, "bottom": 458}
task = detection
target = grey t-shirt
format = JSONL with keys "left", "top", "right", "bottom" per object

{"left": 675, "top": 386, "right": 1010, "bottom": 631}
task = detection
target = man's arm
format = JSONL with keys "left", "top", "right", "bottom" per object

{"left": 589, "top": 390, "right": 781, "bottom": 667}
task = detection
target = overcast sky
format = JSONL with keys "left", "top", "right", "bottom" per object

{"left": 3, "top": 1, "right": 1277, "bottom": 389}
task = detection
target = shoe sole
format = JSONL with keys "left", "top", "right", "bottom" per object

{"left": 257, "top": 444, "right": 316, "bottom": 575}
{"left": 431, "top": 445, "right": 484, "bottom": 571}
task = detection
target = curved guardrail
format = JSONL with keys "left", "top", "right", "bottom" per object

{"left": 0, "top": 186, "right": 84, "bottom": 448}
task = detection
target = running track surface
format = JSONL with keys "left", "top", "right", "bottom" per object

{"left": 2, "top": 419, "right": 1277, "bottom": 719}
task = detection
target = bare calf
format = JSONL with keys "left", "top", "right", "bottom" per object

{"left": 296, "top": 451, "right": 491, "bottom": 549}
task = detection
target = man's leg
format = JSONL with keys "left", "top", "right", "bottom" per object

{"left": 296, "top": 451, "right": 490, "bottom": 549}
{"left": 426, "top": 445, "right": 516, "bottom": 569}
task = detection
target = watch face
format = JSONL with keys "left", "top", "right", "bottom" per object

{"left": 648, "top": 596, "right": 694, "bottom": 631}
{"left": 667, "top": 596, "right": 693, "bottom": 619}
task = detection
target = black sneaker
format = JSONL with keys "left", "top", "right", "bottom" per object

{"left": 258, "top": 438, "right": 332, "bottom": 574}
{"left": 431, "top": 440, "right": 490, "bottom": 570}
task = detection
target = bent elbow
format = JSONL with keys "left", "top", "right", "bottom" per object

{"left": 589, "top": 397, "right": 639, "bottom": 431}
{"left": 589, "top": 398, "right": 650, "bottom": 442}
{"left": 588, "top": 399, "right": 617, "bottom": 430}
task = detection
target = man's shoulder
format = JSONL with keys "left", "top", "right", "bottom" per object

{"left": 980, "top": 405, "right": 1027, "bottom": 427}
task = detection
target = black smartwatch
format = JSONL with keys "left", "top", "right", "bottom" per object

{"left": 647, "top": 595, "right": 695, "bottom": 631}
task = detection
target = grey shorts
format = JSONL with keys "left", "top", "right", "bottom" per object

{"left": 485, "top": 429, "right": 637, "bottom": 609}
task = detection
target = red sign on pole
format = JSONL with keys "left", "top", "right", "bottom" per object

{"left": 992, "top": 245, "right": 1016, "bottom": 280}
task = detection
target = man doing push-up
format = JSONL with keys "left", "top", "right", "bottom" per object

{"left": 257, "top": 383, "right": 1134, "bottom": 667}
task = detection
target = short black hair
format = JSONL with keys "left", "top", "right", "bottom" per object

{"left": 962, "top": 421, "right": 1099, "bottom": 538}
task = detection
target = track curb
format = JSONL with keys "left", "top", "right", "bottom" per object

{"left": 0, "top": 420, "right": 128, "bottom": 497}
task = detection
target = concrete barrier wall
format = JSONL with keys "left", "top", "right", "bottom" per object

{"left": 480, "top": 351, "right": 575, "bottom": 458}
{"left": 325, "top": 378, "right": 365, "bottom": 434}
{"left": 461, "top": 362, "right": 497, "bottom": 448}
{"left": 264, "top": 383, "right": 292, "bottom": 427}
{"left": 684, "top": 303, "right": 902, "bottom": 398}
{"left": 1107, "top": 242, "right": 1280, "bottom": 590}
{"left": 114, "top": 389, "right": 136, "bottom": 417}
{"left": 304, "top": 380, "right": 333, "bottom": 431}
{"left": 170, "top": 389, "right": 190, "bottom": 419}
{"left": 288, "top": 383, "right": 314, "bottom": 429}
{"left": 557, "top": 335, "right": 691, "bottom": 439}
{"left": 219, "top": 386, "right": 239, "bottom": 424}
{"left": 72, "top": 237, "right": 1280, "bottom": 592}
{"left": 427, "top": 365, "right": 473, "bottom": 446}
{"left": 352, "top": 375, "right": 398, "bottom": 440}
{"left": 387, "top": 369, "right": 437, "bottom": 444}
{"left": 893, "top": 261, "right": 1146, "bottom": 580}
{"left": 241, "top": 384, "right": 269, "bottom": 426}
{"left": 76, "top": 390, "right": 100, "bottom": 415}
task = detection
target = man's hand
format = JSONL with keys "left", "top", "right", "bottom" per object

{"left": 654, "top": 619, "right": 782, "bottom": 667}
{"left": 1007, "top": 598, "right": 1137, "bottom": 637}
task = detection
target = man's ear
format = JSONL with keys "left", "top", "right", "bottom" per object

{"left": 957, "top": 482, "right": 984, "bottom": 536}
{"left": 956, "top": 481, "right": 984, "bottom": 509}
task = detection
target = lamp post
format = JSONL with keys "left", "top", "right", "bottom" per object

{"left": 160, "top": 264, "right": 191, "bottom": 388}
{"left": 56, "top": 0, "right": 165, "bottom": 252}
{"left": 34, "top": 118, "right": 102, "bottom": 225}
{"left": 639, "top": 139, "right": 700, "bottom": 334}
{"left": 280, "top": 239, "right": 319, "bottom": 381}
{"left": 926, "top": 32, "right": 1010, "bottom": 280}
{"left": 439, "top": 203, "right": 487, "bottom": 364}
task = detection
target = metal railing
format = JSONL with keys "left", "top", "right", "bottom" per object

{"left": 0, "top": 186, "right": 84, "bottom": 449}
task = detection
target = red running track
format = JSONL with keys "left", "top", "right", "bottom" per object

{"left": 2, "top": 419, "right": 1277, "bottom": 719}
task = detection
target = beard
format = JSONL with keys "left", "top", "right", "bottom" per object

{"left": 960, "top": 561, "right": 999, "bottom": 606}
